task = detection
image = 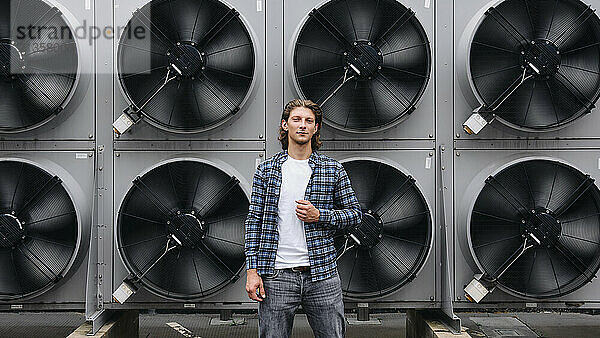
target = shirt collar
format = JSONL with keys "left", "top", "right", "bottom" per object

{"left": 278, "top": 150, "right": 318, "bottom": 171}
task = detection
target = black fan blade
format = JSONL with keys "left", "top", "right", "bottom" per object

{"left": 117, "top": 0, "right": 255, "bottom": 133}
{"left": 343, "top": 161, "right": 382, "bottom": 211}
{"left": 469, "top": 0, "right": 600, "bottom": 130}
{"left": 117, "top": 160, "right": 247, "bottom": 300}
{"left": 337, "top": 160, "right": 431, "bottom": 298}
{"left": 293, "top": 0, "right": 430, "bottom": 132}
{"left": 471, "top": 159, "right": 600, "bottom": 298}
{"left": 0, "top": 251, "right": 22, "bottom": 296}
{"left": 0, "top": 161, "right": 78, "bottom": 299}
{"left": 12, "top": 246, "right": 52, "bottom": 295}
{"left": 0, "top": 0, "right": 77, "bottom": 132}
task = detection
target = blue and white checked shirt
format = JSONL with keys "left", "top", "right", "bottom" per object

{"left": 244, "top": 150, "right": 362, "bottom": 281}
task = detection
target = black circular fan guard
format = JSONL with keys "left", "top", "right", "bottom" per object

{"left": 0, "top": 0, "right": 78, "bottom": 133}
{"left": 0, "top": 161, "right": 78, "bottom": 300}
{"left": 334, "top": 160, "right": 431, "bottom": 299}
{"left": 117, "top": 161, "right": 247, "bottom": 300}
{"left": 293, "top": 0, "right": 431, "bottom": 132}
{"left": 470, "top": 159, "right": 600, "bottom": 298}
{"left": 470, "top": 0, "right": 600, "bottom": 130}
{"left": 117, "top": 0, "right": 256, "bottom": 133}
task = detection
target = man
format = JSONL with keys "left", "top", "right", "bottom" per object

{"left": 244, "top": 99, "right": 362, "bottom": 338}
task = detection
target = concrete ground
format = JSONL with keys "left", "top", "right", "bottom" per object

{"left": 0, "top": 311, "right": 599, "bottom": 337}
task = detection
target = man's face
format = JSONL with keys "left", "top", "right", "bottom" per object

{"left": 282, "top": 107, "right": 318, "bottom": 147}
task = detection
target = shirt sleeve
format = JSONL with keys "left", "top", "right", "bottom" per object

{"left": 244, "top": 164, "right": 266, "bottom": 270}
{"left": 318, "top": 164, "right": 362, "bottom": 230}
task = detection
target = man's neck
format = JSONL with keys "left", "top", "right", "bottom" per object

{"left": 287, "top": 141, "right": 312, "bottom": 160}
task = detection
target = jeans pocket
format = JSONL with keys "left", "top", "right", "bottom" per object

{"left": 261, "top": 269, "right": 280, "bottom": 280}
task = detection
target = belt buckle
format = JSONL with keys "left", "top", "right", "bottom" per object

{"left": 291, "top": 266, "right": 308, "bottom": 272}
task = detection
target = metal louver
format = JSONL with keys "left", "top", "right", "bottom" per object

{"left": 0, "top": 0, "right": 78, "bottom": 133}
{"left": 293, "top": 0, "right": 431, "bottom": 132}
{"left": 335, "top": 160, "right": 431, "bottom": 299}
{"left": 469, "top": 159, "right": 600, "bottom": 299}
{"left": 0, "top": 160, "right": 78, "bottom": 300}
{"left": 117, "top": 160, "right": 247, "bottom": 300}
{"left": 117, "top": 0, "right": 256, "bottom": 133}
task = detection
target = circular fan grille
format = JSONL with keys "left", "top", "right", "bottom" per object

{"left": 117, "top": 0, "right": 256, "bottom": 133}
{"left": 117, "top": 160, "right": 247, "bottom": 300}
{"left": 334, "top": 160, "right": 431, "bottom": 298}
{"left": 470, "top": 159, "right": 600, "bottom": 298}
{"left": 0, "top": 0, "right": 78, "bottom": 133}
{"left": 293, "top": 0, "right": 431, "bottom": 132}
{"left": 0, "top": 160, "right": 78, "bottom": 300}
{"left": 470, "top": 0, "right": 600, "bottom": 130}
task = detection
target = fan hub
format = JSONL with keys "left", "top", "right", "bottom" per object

{"left": 348, "top": 209, "right": 383, "bottom": 247}
{"left": 525, "top": 208, "right": 562, "bottom": 246}
{"left": 167, "top": 42, "right": 205, "bottom": 78}
{"left": 522, "top": 40, "right": 560, "bottom": 77}
{"left": 167, "top": 211, "right": 206, "bottom": 248}
{"left": 0, "top": 213, "right": 24, "bottom": 248}
{"left": 345, "top": 42, "right": 383, "bottom": 79}
{"left": 0, "top": 40, "right": 25, "bottom": 82}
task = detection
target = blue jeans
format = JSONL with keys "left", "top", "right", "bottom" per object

{"left": 258, "top": 269, "right": 345, "bottom": 338}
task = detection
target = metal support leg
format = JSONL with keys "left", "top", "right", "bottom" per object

{"left": 220, "top": 309, "right": 233, "bottom": 321}
{"left": 357, "top": 305, "right": 370, "bottom": 321}
{"left": 437, "top": 144, "right": 462, "bottom": 334}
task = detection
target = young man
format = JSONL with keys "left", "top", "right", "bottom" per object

{"left": 244, "top": 99, "right": 362, "bottom": 338}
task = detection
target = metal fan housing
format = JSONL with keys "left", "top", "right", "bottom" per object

{"left": 0, "top": 156, "right": 91, "bottom": 302}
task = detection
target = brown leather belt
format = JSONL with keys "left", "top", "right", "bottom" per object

{"left": 289, "top": 266, "right": 310, "bottom": 272}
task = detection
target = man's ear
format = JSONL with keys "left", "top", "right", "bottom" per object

{"left": 281, "top": 119, "right": 288, "bottom": 131}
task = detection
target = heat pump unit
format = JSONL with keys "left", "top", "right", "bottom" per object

{"left": 322, "top": 150, "right": 436, "bottom": 306}
{"left": 0, "top": 0, "right": 94, "bottom": 140}
{"left": 282, "top": 0, "right": 434, "bottom": 140}
{"left": 112, "top": 0, "right": 264, "bottom": 140}
{"left": 108, "top": 151, "right": 260, "bottom": 308}
{"left": 454, "top": 150, "right": 600, "bottom": 307}
{"left": 456, "top": 0, "right": 600, "bottom": 138}
{"left": 0, "top": 152, "right": 93, "bottom": 309}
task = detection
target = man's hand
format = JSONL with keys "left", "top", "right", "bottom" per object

{"left": 246, "top": 269, "right": 265, "bottom": 301}
{"left": 296, "top": 200, "right": 320, "bottom": 223}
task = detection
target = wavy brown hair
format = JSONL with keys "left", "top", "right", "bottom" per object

{"left": 279, "top": 99, "right": 323, "bottom": 151}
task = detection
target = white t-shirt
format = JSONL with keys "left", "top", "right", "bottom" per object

{"left": 274, "top": 156, "right": 312, "bottom": 269}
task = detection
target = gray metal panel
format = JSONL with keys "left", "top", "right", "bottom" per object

{"left": 112, "top": 0, "right": 265, "bottom": 143}
{"left": 109, "top": 150, "right": 263, "bottom": 307}
{"left": 1, "top": 0, "right": 96, "bottom": 142}
{"left": 321, "top": 149, "right": 437, "bottom": 304}
{"left": 90, "top": 0, "right": 114, "bottom": 318}
{"left": 453, "top": 0, "right": 600, "bottom": 141}
{"left": 453, "top": 149, "right": 600, "bottom": 304}
{"left": 281, "top": 0, "right": 435, "bottom": 141}
{"left": 0, "top": 150, "right": 95, "bottom": 307}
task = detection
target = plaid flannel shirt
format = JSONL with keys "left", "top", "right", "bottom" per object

{"left": 244, "top": 150, "right": 362, "bottom": 281}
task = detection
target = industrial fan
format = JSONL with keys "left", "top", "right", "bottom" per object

{"left": 292, "top": 0, "right": 431, "bottom": 132}
{"left": 465, "top": 159, "right": 600, "bottom": 302}
{"left": 0, "top": 0, "right": 78, "bottom": 133}
{"left": 334, "top": 160, "right": 431, "bottom": 299}
{"left": 115, "top": 160, "right": 247, "bottom": 302}
{"left": 114, "top": 0, "right": 256, "bottom": 134}
{"left": 463, "top": 0, "right": 600, "bottom": 134}
{"left": 0, "top": 160, "right": 79, "bottom": 300}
